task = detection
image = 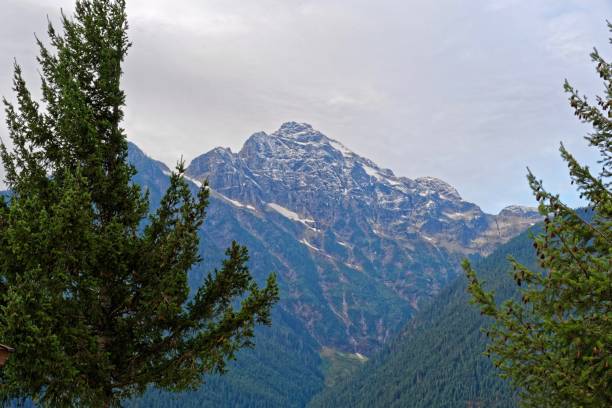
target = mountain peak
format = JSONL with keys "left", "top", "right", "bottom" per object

{"left": 278, "top": 121, "right": 314, "bottom": 134}
{"left": 128, "top": 141, "right": 170, "bottom": 173}
{"left": 129, "top": 125, "right": 543, "bottom": 357}
{"left": 183, "top": 124, "right": 541, "bottom": 260}
{"left": 498, "top": 204, "right": 539, "bottom": 217}
{"left": 414, "top": 176, "right": 461, "bottom": 200}
{"left": 273, "top": 122, "right": 328, "bottom": 144}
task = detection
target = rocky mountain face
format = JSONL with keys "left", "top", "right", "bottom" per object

{"left": 188, "top": 122, "right": 538, "bottom": 255}
{"left": 129, "top": 122, "right": 540, "bottom": 355}
{"left": 310, "top": 228, "right": 539, "bottom": 408}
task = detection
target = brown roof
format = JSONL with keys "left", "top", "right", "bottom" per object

{"left": 0, "top": 344, "right": 14, "bottom": 352}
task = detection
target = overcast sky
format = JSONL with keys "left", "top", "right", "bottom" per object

{"left": 1, "top": 0, "right": 611, "bottom": 213}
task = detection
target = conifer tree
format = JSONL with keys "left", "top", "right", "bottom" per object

{"left": 0, "top": 1, "right": 278, "bottom": 406}
{"left": 463, "top": 23, "right": 612, "bottom": 407}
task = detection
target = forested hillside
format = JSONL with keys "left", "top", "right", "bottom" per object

{"left": 310, "top": 226, "right": 541, "bottom": 407}
{"left": 127, "top": 309, "right": 324, "bottom": 407}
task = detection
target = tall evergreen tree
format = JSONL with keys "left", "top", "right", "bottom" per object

{"left": 463, "top": 23, "right": 612, "bottom": 407}
{"left": 0, "top": 1, "right": 278, "bottom": 406}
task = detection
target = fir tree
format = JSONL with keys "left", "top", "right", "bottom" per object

{"left": 463, "top": 23, "right": 612, "bottom": 407}
{"left": 0, "top": 1, "right": 279, "bottom": 406}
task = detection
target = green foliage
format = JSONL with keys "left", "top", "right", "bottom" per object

{"left": 319, "top": 347, "right": 367, "bottom": 388}
{"left": 128, "top": 307, "right": 325, "bottom": 408}
{"left": 310, "top": 229, "right": 540, "bottom": 408}
{"left": 463, "top": 23, "right": 612, "bottom": 407}
{"left": 0, "top": 1, "right": 278, "bottom": 406}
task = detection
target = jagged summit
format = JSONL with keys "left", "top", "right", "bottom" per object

{"left": 277, "top": 121, "right": 314, "bottom": 135}
{"left": 186, "top": 122, "right": 541, "bottom": 258}
{"left": 244, "top": 122, "right": 354, "bottom": 158}
{"left": 498, "top": 204, "right": 539, "bottom": 217}
{"left": 128, "top": 141, "right": 170, "bottom": 173}
{"left": 130, "top": 125, "right": 542, "bottom": 354}
{"left": 414, "top": 176, "right": 462, "bottom": 201}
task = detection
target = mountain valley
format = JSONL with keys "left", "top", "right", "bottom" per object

{"left": 125, "top": 122, "right": 540, "bottom": 406}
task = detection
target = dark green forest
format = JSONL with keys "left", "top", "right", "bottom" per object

{"left": 127, "top": 308, "right": 324, "bottom": 407}
{"left": 7, "top": 224, "right": 539, "bottom": 407}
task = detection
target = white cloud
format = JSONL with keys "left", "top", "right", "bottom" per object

{"left": 1, "top": 0, "right": 610, "bottom": 212}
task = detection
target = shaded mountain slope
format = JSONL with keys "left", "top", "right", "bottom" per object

{"left": 309, "top": 226, "right": 540, "bottom": 408}
{"left": 127, "top": 143, "right": 325, "bottom": 407}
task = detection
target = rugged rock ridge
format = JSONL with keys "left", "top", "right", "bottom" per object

{"left": 172, "top": 122, "right": 541, "bottom": 353}
{"left": 187, "top": 122, "right": 539, "bottom": 256}
{"left": 126, "top": 123, "right": 539, "bottom": 354}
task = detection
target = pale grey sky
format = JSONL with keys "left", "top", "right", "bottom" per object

{"left": 1, "top": 0, "right": 610, "bottom": 213}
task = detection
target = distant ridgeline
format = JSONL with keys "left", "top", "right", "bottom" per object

{"left": 123, "top": 123, "right": 539, "bottom": 407}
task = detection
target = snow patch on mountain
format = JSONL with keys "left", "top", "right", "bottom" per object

{"left": 216, "top": 192, "right": 256, "bottom": 211}
{"left": 355, "top": 352, "right": 367, "bottom": 361}
{"left": 267, "top": 203, "right": 315, "bottom": 225}
{"left": 386, "top": 177, "right": 404, "bottom": 187}
{"left": 329, "top": 139, "right": 354, "bottom": 158}
{"left": 443, "top": 211, "right": 475, "bottom": 220}
{"left": 300, "top": 239, "right": 320, "bottom": 251}
{"left": 362, "top": 164, "right": 383, "bottom": 180}
{"left": 184, "top": 175, "right": 203, "bottom": 188}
